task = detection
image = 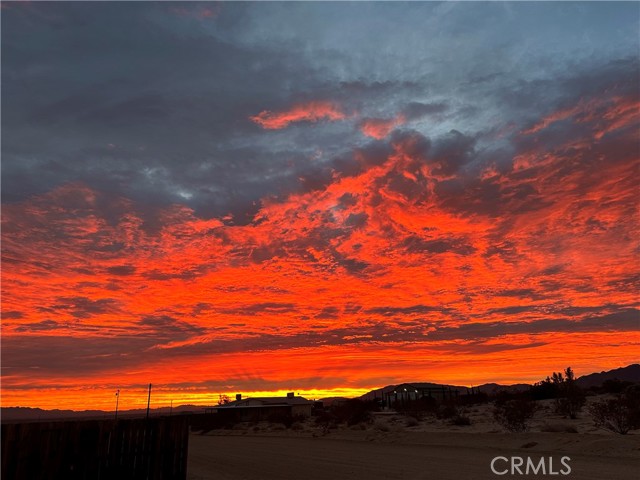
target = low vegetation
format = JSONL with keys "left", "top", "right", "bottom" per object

{"left": 450, "top": 414, "right": 471, "bottom": 426}
{"left": 589, "top": 385, "right": 640, "bottom": 435}
{"left": 192, "top": 367, "right": 638, "bottom": 436}
{"left": 531, "top": 367, "right": 586, "bottom": 419}
{"left": 492, "top": 392, "right": 537, "bottom": 432}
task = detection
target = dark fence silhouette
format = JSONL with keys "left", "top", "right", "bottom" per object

{"left": 1, "top": 416, "right": 189, "bottom": 480}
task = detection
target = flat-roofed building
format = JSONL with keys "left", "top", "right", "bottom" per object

{"left": 207, "top": 392, "right": 313, "bottom": 421}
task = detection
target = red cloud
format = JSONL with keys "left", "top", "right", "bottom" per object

{"left": 360, "top": 115, "right": 406, "bottom": 139}
{"left": 522, "top": 95, "right": 639, "bottom": 138}
{"left": 521, "top": 105, "right": 581, "bottom": 135}
{"left": 3, "top": 85, "right": 639, "bottom": 410}
{"left": 250, "top": 101, "right": 345, "bottom": 130}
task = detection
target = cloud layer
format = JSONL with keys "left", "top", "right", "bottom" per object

{"left": 2, "top": 2, "right": 639, "bottom": 409}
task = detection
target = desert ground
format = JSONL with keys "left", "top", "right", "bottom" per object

{"left": 187, "top": 398, "right": 639, "bottom": 480}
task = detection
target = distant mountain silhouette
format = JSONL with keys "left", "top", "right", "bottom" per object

{"left": 575, "top": 364, "right": 640, "bottom": 388}
{"left": 1, "top": 404, "right": 211, "bottom": 423}
{"left": 4, "top": 365, "right": 638, "bottom": 422}
{"left": 359, "top": 381, "right": 528, "bottom": 400}
{"left": 359, "top": 364, "right": 639, "bottom": 400}
{"left": 472, "top": 383, "right": 531, "bottom": 394}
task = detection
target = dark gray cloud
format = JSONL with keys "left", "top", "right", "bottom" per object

{"left": 429, "top": 130, "right": 476, "bottom": 176}
{"left": 14, "top": 320, "right": 60, "bottom": 333}
{"left": 426, "top": 309, "right": 640, "bottom": 341}
{"left": 2, "top": 306, "right": 637, "bottom": 381}
{"left": 315, "top": 307, "right": 340, "bottom": 320}
{"left": 48, "top": 296, "right": 120, "bottom": 319}
{"left": 402, "top": 102, "right": 448, "bottom": 121}
{"left": 218, "top": 303, "right": 297, "bottom": 316}
{"left": 105, "top": 265, "right": 136, "bottom": 276}
{"left": 137, "top": 315, "right": 206, "bottom": 339}
{"left": 493, "top": 289, "right": 537, "bottom": 298}
{"left": 2, "top": 2, "right": 344, "bottom": 222}
{"left": 3, "top": 2, "right": 637, "bottom": 226}
{"left": 365, "top": 305, "right": 454, "bottom": 316}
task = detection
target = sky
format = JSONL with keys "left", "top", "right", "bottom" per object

{"left": 2, "top": 1, "right": 639, "bottom": 411}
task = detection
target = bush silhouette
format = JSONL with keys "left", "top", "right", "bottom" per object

{"left": 600, "top": 379, "right": 633, "bottom": 394}
{"left": 589, "top": 385, "right": 640, "bottom": 434}
{"left": 531, "top": 367, "right": 585, "bottom": 418}
{"left": 493, "top": 393, "right": 536, "bottom": 432}
{"left": 530, "top": 377, "right": 559, "bottom": 401}
{"left": 437, "top": 402, "right": 459, "bottom": 420}
{"left": 325, "top": 399, "right": 377, "bottom": 426}
{"left": 394, "top": 396, "right": 439, "bottom": 420}
{"left": 553, "top": 367, "right": 586, "bottom": 419}
{"left": 451, "top": 414, "right": 471, "bottom": 426}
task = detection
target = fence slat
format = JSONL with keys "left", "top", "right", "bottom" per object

{"left": 1, "top": 417, "right": 188, "bottom": 480}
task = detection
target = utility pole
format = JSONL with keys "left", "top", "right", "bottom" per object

{"left": 115, "top": 389, "right": 120, "bottom": 420}
{"left": 146, "top": 383, "right": 152, "bottom": 420}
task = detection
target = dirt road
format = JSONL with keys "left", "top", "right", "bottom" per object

{"left": 187, "top": 432, "right": 639, "bottom": 480}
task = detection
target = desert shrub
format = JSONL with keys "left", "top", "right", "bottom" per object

{"left": 314, "top": 409, "right": 338, "bottom": 433}
{"left": 555, "top": 394, "right": 585, "bottom": 419}
{"left": 625, "top": 384, "right": 640, "bottom": 403}
{"left": 530, "top": 367, "right": 585, "bottom": 417}
{"left": 292, "top": 414, "right": 306, "bottom": 424}
{"left": 553, "top": 368, "right": 586, "bottom": 419}
{"left": 493, "top": 394, "right": 537, "bottom": 432}
{"left": 331, "top": 399, "right": 376, "bottom": 426}
{"left": 451, "top": 415, "right": 471, "bottom": 426}
{"left": 405, "top": 416, "right": 419, "bottom": 427}
{"left": 373, "top": 420, "right": 390, "bottom": 432}
{"left": 601, "top": 379, "right": 634, "bottom": 394}
{"left": 589, "top": 387, "right": 640, "bottom": 435}
{"left": 394, "top": 396, "right": 438, "bottom": 419}
{"left": 437, "top": 402, "right": 458, "bottom": 419}
{"left": 530, "top": 378, "right": 558, "bottom": 401}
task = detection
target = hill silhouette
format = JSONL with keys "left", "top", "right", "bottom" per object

{"left": 4, "top": 364, "right": 638, "bottom": 422}
{"left": 359, "top": 364, "right": 639, "bottom": 401}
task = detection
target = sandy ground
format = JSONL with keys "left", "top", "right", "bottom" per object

{"left": 187, "top": 398, "right": 640, "bottom": 479}
{"left": 187, "top": 431, "right": 639, "bottom": 480}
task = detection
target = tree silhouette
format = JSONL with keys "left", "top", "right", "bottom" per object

{"left": 554, "top": 367, "right": 585, "bottom": 419}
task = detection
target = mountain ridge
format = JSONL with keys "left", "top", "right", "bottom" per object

{"left": 358, "top": 364, "right": 640, "bottom": 401}
{"left": 3, "top": 364, "right": 638, "bottom": 422}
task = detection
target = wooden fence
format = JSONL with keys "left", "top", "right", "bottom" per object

{"left": 1, "top": 416, "right": 189, "bottom": 480}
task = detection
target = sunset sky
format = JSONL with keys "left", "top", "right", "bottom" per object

{"left": 2, "top": 2, "right": 639, "bottom": 411}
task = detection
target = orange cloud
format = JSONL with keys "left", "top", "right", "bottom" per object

{"left": 360, "top": 115, "right": 406, "bottom": 139}
{"left": 250, "top": 101, "right": 345, "bottom": 129}
{"left": 2, "top": 86, "right": 639, "bottom": 411}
